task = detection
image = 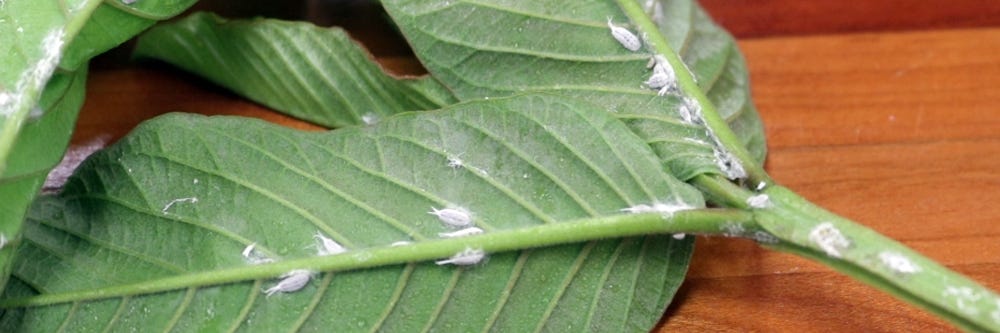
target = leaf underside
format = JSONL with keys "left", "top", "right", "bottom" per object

{"left": 133, "top": 12, "right": 457, "bottom": 128}
{"left": 381, "top": 0, "right": 766, "bottom": 180}
{"left": 91, "top": 0, "right": 769, "bottom": 330}
{"left": 2, "top": 94, "right": 703, "bottom": 332}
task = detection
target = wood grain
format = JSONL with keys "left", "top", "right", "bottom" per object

{"left": 658, "top": 28, "right": 1000, "bottom": 332}
{"left": 68, "top": 5, "right": 1000, "bottom": 332}
{"left": 699, "top": 0, "right": 1000, "bottom": 38}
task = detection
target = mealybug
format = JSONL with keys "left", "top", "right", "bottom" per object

{"left": 264, "top": 270, "right": 313, "bottom": 296}
{"left": 241, "top": 243, "right": 274, "bottom": 265}
{"left": 607, "top": 18, "right": 641, "bottom": 51}
{"left": 314, "top": 232, "right": 347, "bottom": 256}
{"left": 808, "top": 222, "right": 851, "bottom": 258}
{"left": 746, "top": 194, "right": 773, "bottom": 209}
{"left": 429, "top": 206, "right": 473, "bottom": 227}
{"left": 438, "top": 227, "right": 484, "bottom": 238}
{"left": 436, "top": 247, "right": 485, "bottom": 266}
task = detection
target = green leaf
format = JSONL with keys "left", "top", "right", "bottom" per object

{"left": 0, "top": 68, "right": 87, "bottom": 292}
{"left": 2, "top": 94, "right": 704, "bottom": 331}
{"left": 0, "top": 0, "right": 198, "bottom": 301}
{"left": 133, "top": 12, "right": 458, "bottom": 128}
{"left": 380, "top": 0, "right": 766, "bottom": 181}
{"left": 58, "top": 0, "right": 198, "bottom": 71}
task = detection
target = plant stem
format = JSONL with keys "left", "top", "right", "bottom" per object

{"left": 695, "top": 172, "right": 1000, "bottom": 332}
{"left": 0, "top": 208, "right": 754, "bottom": 308}
{"left": 615, "top": 0, "right": 771, "bottom": 186}
{"left": 615, "top": 1, "right": 1000, "bottom": 329}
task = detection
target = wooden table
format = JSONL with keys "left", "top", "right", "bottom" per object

{"left": 72, "top": 1, "right": 1000, "bottom": 331}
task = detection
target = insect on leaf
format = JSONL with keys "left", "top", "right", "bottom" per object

{"left": 381, "top": 0, "right": 767, "bottom": 181}
{"left": 2, "top": 94, "right": 703, "bottom": 332}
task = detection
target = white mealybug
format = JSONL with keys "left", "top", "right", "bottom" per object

{"left": 756, "top": 181, "right": 767, "bottom": 191}
{"left": 314, "top": 232, "right": 347, "bottom": 256}
{"left": 242, "top": 243, "right": 274, "bottom": 265}
{"left": 645, "top": 72, "right": 674, "bottom": 91}
{"left": 713, "top": 148, "right": 748, "bottom": 180}
{"left": 361, "top": 113, "right": 379, "bottom": 126}
{"left": 607, "top": 18, "right": 641, "bottom": 52}
{"left": 808, "top": 222, "right": 851, "bottom": 258}
{"left": 264, "top": 270, "right": 314, "bottom": 296}
{"left": 746, "top": 194, "right": 773, "bottom": 209}
{"left": 436, "top": 247, "right": 486, "bottom": 266}
{"left": 650, "top": 0, "right": 664, "bottom": 23}
{"left": 438, "top": 227, "right": 484, "bottom": 238}
{"left": 678, "top": 97, "right": 701, "bottom": 123}
{"left": 878, "top": 251, "right": 921, "bottom": 274}
{"left": 446, "top": 154, "right": 464, "bottom": 169}
{"left": 429, "top": 206, "right": 473, "bottom": 227}
{"left": 241, "top": 243, "right": 256, "bottom": 258}
{"left": 672, "top": 233, "right": 686, "bottom": 240}
{"left": 647, "top": 55, "right": 677, "bottom": 95}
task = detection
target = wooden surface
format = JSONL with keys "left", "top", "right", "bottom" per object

{"left": 71, "top": 2, "right": 1000, "bottom": 332}
{"left": 659, "top": 27, "right": 1000, "bottom": 332}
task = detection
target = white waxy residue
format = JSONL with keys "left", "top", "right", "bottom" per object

{"left": 878, "top": 251, "right": 921, "bottom": 274}
{"left": 2, "top": 29, "right": 65, "bottom": 118}
{"left": 161, "top": 197, "right": 198, "bottom": 214}
{"left": 943, "top": 286, "right": 984, "bottom": 316}
{"left": 808, "top": 222, "right": 850, "bottom": 258}
{"left": 678, "top": 97, "right": 748, "bottom": 180}
{"left": 746, "top": 194, "right": 772, "bottom": 209}
{"left": 620, "top": 202, "right": 693, "bottom": 216}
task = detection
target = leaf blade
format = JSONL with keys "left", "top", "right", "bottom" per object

{"left": 380, "top": 0, "right": 767, "bottom": 180}
{"left": 133, "top": 12, "right": 458, "bottom": 128}
{"left": 4, "top": 93, "right": 703, "bottom": 331}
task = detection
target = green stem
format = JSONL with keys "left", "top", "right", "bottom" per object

{"left": 753, "top": 185, "right": 1000, "bottom": 332}
{"left": 615, "top": 0, "right": 771, "bottom": 186}
{"left": 0, "top": 208, "right": 754, "bottom": 308}
{"left": 613, "top": 3, "right": 1000, "bottom": 329}
{"left": 691, "top": 174, "right": 751, "bottom": 209}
